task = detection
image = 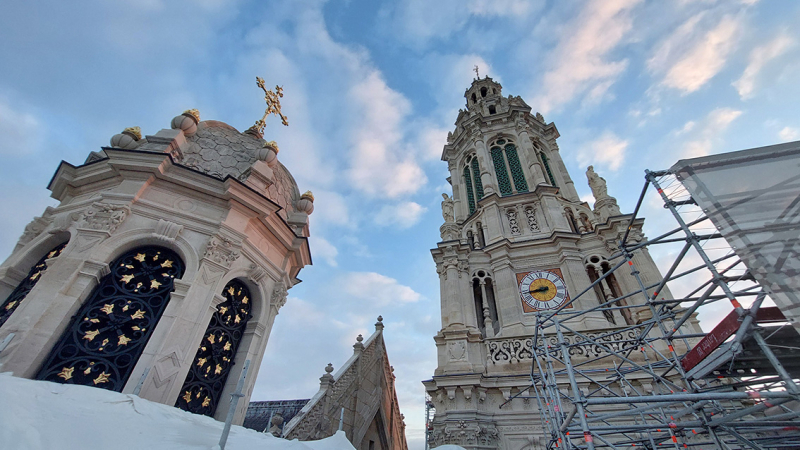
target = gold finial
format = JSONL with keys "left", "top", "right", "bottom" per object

{"left": 249, "top": 76, "right": 288, "bottom": 136}
{"left": 183, "top": 109, "right": 200, "bottom": 122}
{"left": 123, "top": 126, "right": 142, "bottom": 140}
{"left": 474, "top": 65, "right": 480, "bottom": 79}
{"left": 301, "top": 191, "right": 314, "bottom": 202}
{"left": 264, "top": 140, "right": 280, "bottom": 154}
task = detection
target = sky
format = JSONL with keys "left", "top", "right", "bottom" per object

{"left": 1, "top": 0, "right": 799, "bottom": 448}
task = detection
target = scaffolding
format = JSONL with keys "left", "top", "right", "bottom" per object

{"left": 516, "top": 166, "right": 800, "bottom": 450}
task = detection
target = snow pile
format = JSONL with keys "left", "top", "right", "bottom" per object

{"left": 0, "top": 373, "right": 355, "bottom": 450}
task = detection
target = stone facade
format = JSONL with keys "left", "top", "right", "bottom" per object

{"left": 282, "top": 317, "right": 408, "bottom": 450}
{"left": 423, "top": 77, "right": 701, "bottom": 449}
{"left": 0, "top": 111, "right": 313, "bottom": 425}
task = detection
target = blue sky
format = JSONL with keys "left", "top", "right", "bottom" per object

{"left": 1, "top": 0, "right": 799, "bottom": 448}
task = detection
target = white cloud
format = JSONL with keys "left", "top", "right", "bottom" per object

{"left": 680, "top": 107, "right": 742, "bottom": 158}
{"left": 533, "top": 0, "right": 641, "bottom": 113}
{"left": 375, "top": 201, "right": 428, "bottom": 229}
{"left": 311, "top": 236, "right": 338, "bottom": 267}
{"left": 0, "top": 100, "right": 41, "bottom": 156}
{"left": 733, "top": 33, "right": 794, "bottom": 99}
{"left": 340, "top": 272, "right": 421, "bottom": 305}
{"left": 577, "top": 131, "right": 629, "bottom": 171}
{"left": 649, "top": 13, "right": 740, "bottom": 93}
{"left": 310, "top": 191, "right": 352, "bottom": 229}
{"left": 347, "top": 71, "right": 427, "bottom": 198}
{"left": 778, "top": 126, "right": 800, "bottom": 142}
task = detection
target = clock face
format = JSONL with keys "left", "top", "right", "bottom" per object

{"left": 517, "top": 269, "right": 570, "bottom": 312}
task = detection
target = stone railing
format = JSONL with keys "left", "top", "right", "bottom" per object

{"left": 486, "top": 328, "right": 641, "bottom": 365}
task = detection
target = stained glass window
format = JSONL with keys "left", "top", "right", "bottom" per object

{"left": 36, "top": 246, "right": 184, "bottom": 392}
{"left": 491, "top": 147, "right": 513, "bottom": 196}
{"left": 464, "top": 167, "right": 476, "bottom": 215}
{"left": 471, "top": 158, "right": 484, "bottom": 200}
{"left": 505, "top": 144, "right": 529, "bottom": 193}
{"left": 540, "top": 152, "right": 558, "bottom": 187}
{"left": 176, "top": 279, "right": 253, "bottom": 416}
{"left": 0, "top": 242, "right": 67, "bottom": 328}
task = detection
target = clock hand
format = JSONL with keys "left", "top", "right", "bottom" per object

{"left": 530, "top": 286, "right": 549, "bottom": 293}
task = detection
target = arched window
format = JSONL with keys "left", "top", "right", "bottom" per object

{"left": 489, "top": 138, "right": 529, "bottom": 196}
{"left": 585, "top": 255, "right": 633, "bottom": 326}
{"left": 0, "top": 242, "right": 67, "bottom": 328}
{"left": 472, "top": 270, "right": 499, "bottom": 338}
{"left": 539, "top": 152, "right": 558, "bottom": 187}
{"left": 463, "top": 155, "right": 483, "bottom": 216}
{"left": 176, "top": 279, "right": 253, "bottom": 416}
{"left": 36, "top": 246, "right": 184, "bottom": 391}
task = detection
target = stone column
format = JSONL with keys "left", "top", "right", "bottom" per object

{"left": 439, "top": 257, "right": 466, "bottom": 329}
{"left": 516, "top": 126, "right": 546, "bottom": 187}
{"left": 492, "top": 264, "right": 525, "bottom": 333}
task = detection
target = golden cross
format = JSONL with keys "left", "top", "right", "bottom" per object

{"left": 252, "top": 76, "right": 288, "bottom": 136}
{"left": 474, "top": 65, "right": 480, "bottom": 78}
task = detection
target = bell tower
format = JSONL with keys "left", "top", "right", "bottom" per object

{"left": 425, "top": 76, "right": 695, "bottom": 449}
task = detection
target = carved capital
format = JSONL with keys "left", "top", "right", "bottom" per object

{"left": 153, "top": 219, "right": 183, "bottom": 243}
{"left": 271, "top": 282, "right": 288, "bottom": 311}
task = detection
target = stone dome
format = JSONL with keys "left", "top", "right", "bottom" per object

{"left": 179, "top": 120, "right": 301, "bottom": 221}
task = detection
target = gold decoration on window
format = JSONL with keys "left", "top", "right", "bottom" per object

{"left": 89, "top": 318, "right": 100, "bottom": 323}
{"left": 215, "top": 364, "right": 222, "bottom": 375}
{"left": 182, "top": 391, "right": 192, "bottom": 403}
{"left": 122, "top": 304, "right": 129, "bottom": 312}
{"left": 120, "top": 274, "right": 134, "bottom": 284}
{"left": 223, "top": 341, "right": 231, "bottom": 351}
{"left": 83, "top": 366, "right": 92, "bottom": 375}
{"left": 202, "top": 397, "right": 211, "bottom": 407}
{"left": 30, "top": 272, "right": 41, "bottom": 281}
{"left": 134, "top": 253, "right": 146, "bottom": 262}
{"left": 83, "top": 329, "right": 99, "bottom": 341}
{"left": 118, "top": 335, "right": 131, "bottom": 346}
{"left": 234, "top": 315, "right": 241, "bottom": 324}
{"left": 241, "top": 296, "right": 248, "bottom": 304}
{"left": 150, "top": 279, "right": 162, "bottom": 289}
{"left": 122, "top": 264, "right": 134, "bottom": 269}
{"left": 131, "top": 310, "right": 145, "bottom": 320}
{"left": 218, "top": 306, "right": 228, "bottom": 315}
{"left": 100, "top": 304, "right": 114, "bottom": 315}
{"left": 5, "top": 301, "right": 17, "bottom": 310}
{"left": 48, "top": 249, "right": 60, "bottom": 258}
{"left": 57, "top": 367, "right": 74, "bottom": 380}
{"left": 228, "top": 286, "right": 235, "bottom": 296}
{"left": 161, "top": 260, "right": 173, "bottom": 268}
{"left": 197, "top": 357, "right": 207, "bottom": 367}
{"left": 131, "top": 325, "right": 141, "bottom": 331}
{"left": 208, "top": 334, "right": 216, "bottom": 344}
{"left": 93, "top": 371, "right": 110, "bottom": 385}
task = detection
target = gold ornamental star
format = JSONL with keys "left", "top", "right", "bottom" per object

{"left": 223, "top": 341, "right": 231, "bottom": 351}
{"left": 131, "top": 310, "right": 145, "bottom": 320}
{"left": 134, "top": 253, "right": 146, "bottom": 262}
{"left": 197, "top": 357, "right": 207, "bottom": 367}
{"left": 241, "top": 296, "right": 248, "bottom": 304}
{"left": 120, "top": 274, "right": 134, "bottom": 284}
{"left": 228, "top": 286, "right": 235, "bottom": 296}
{"left": 218, "top": 306, "right": 228, "bottom": 315}
{"left": 161, "top": 260, "right": 173, "bottom": 268}
{"left": 207, "top": 334, "right": 215, "bottom": 344}
{"left": 83, "top": 365, "right": 93, "bottom": 375}
{"left": 83, "top": 329, "right": 100, "bottom": 341}
{"left": 150, "top": 279, "right": 161, "bottom": 289}
{"left": 57, "top": 367, "right": 74, "bottom": 380}
{"left": 118, "top": 334, "right": 131, "bottom": 346}
{"left": 202, "top": 397, "right": 211, "bottom": 407}
{"left": 93, "top": 371, "right": 111, "bottom": 385}
{"left": 182, "top": 391, "right": 192, "bottom": 403}
{"left": 100, "top": 304, "right": 114, "bottom": 315}
{"left": 215, "top": 364, "right": 222, "bottom": 375}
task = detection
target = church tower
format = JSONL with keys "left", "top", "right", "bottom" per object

{"left": 0, "top": 85, "right": 313, "bottom": 426}
{"left": 424, "top": 76, "right": 695, "bottom": 449}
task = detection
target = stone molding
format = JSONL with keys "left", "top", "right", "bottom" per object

{"left": 201, "top": 234, "right": 241, "bottom": 268}
{"left": 77, "top": 202, "right": 130, "bottom": 235}
{"left": 486, "top": 328, "right": 640, "bottom": 365}
{"left": 428, "top": 420, "right": 499, "bottom": 449}
{"left": 153, "top": 219, "right": 184, "bottom": 243}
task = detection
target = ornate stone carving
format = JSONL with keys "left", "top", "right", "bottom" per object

{"left": 586, "top": 165, "right": 608, "bottom": 200}
{"left": 202, "top": 235, "right": 241, "bottom": 268}
{"left": 486, "top": 330, "right": 640, "bottom": 365}
{"left": 248, "top": 264, "right": 267, "bottom": 283}
{"left": 79, "top": 202, "right": 130, "bottom": 234}
{"left": 524, "top": 206, "right": 540, "bottom": 232}
{"left": 16, "top": 211, "right": 53, "bottom": 247}
{"left": 428, "top": 420, "right": 500, "bottom": 449}
{"left": 447, "top": 341, "right": 468, "bottom": 361}
{"left": 506, "top": 209, "right": 521, "bottom": 235}
{"left": 271, "top": 283, "right": 288, "bottom": 310}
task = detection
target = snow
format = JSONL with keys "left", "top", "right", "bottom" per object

{"left": 431, "top": 446, "right": 467, "bottom": 450}
{"left": 0, "top": 373, "right": 355, "bottom": 450}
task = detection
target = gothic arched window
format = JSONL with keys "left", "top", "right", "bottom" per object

{"left": 463, "top": 155, "right": 483, "bottom": 216}
{"left": 539, "top": 152, "right": 558, "bottom": 187}
{"left": 36, "top": 246, "right": 184, "bottom": 392}
{"left": 0, "top": 242, "right": 67, "bottom": 328}
{"left": 176, "top": 279, "right": 253, "bottom": 416}
{"left": 490, "top": 138, "right": 529, "bottom": 196}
